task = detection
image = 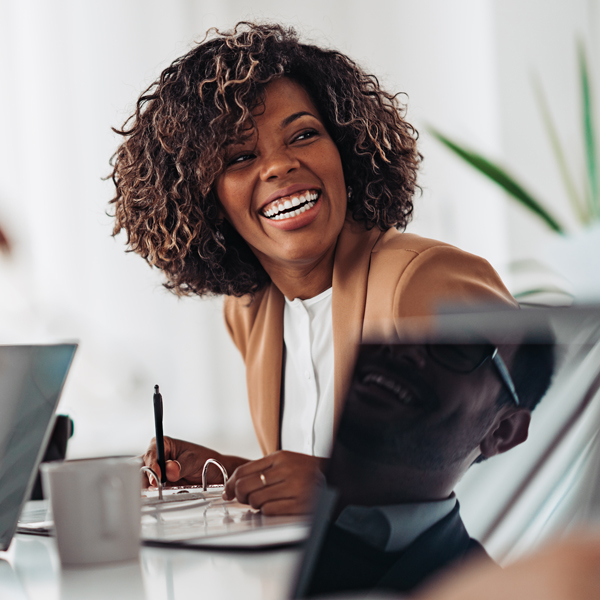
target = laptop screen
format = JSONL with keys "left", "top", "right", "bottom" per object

{"left": 292, "top": 307, "right": 600, "bottom": 597}
{"left": 0, "top": 344, "right": 77, "bottom": 550}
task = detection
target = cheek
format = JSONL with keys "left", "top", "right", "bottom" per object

{"left": 471, "top": 375, "right": 503, "bottom": 409}
{"left": 215, "top": 179, "right": 233, "bottom": 214}
{"left": 328, "top": 149, "right": 345, "bottom": 187}
{"left": 215, "top": 178, "right": 248, "bottom": 225}
{"left": 214, "top": 178, "right": 227, "bottom": 212}
{"left": 321, "top": 148, "right": 347, "bottom": 213}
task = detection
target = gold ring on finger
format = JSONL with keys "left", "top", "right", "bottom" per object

{"left": 260, "top": 472, "right": 267, "bottom": 486}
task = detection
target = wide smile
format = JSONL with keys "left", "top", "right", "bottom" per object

{"left": 260, "top": 189, "right": 320, "bottom": 220}
{"left": 360, "top": 371, "right": 418, "bottom": 406}
{"left": 350, "top": 358, "right": 440, "bottom": 415}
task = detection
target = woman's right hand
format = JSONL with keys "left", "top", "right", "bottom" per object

{"left": 141, "top": 436, "right": 247, "bottom": 488}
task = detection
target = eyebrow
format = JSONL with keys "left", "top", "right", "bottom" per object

{"left": 280, "top": 111, "right": 317, "bottom": 129}
{"left": 225, "top": 111, "right": 318, "bottom": 148}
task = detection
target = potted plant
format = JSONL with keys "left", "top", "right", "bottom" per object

{"left": 429, "top": 44, "right": 600, "bottom": 304}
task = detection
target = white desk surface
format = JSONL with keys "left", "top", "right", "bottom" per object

{"left": 1, "top": 534, "right": 302, "bottom": 600}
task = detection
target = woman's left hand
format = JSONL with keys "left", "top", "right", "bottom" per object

{"left": 223, "top": 451, "right": 326, "bottom": 515}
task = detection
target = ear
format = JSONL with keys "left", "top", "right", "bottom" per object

{"left": 479, "top": 409, "right": 531, "bottom": 459}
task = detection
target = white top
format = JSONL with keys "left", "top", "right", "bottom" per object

{"left": 280, "top": 287, "right": 335, "bottom": 458}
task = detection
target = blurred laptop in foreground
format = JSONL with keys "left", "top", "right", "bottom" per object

{"left": 292, "top": 307, "right": 600, "bottom": 598}
{"left": 0, "top": 344, "right": 77, "bottom": 551}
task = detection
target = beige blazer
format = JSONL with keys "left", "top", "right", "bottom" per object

{"left": 224, "top": 219, "right": 517, "bottom": 455}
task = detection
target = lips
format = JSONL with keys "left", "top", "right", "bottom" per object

{"left": 260, "top": 189, "right": 320, "bottom": 220}
{"left": 351, "top": 357, "right": 439, "bottom": 414}
{"left": 360, "top": 371, "right": 418, "bottom": 406}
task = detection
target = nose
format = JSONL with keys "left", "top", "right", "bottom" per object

{"left": 260, "top": 147, "right": 300, "bottom": 181}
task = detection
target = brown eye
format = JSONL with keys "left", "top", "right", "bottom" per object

{"left": 227, "top": 153, "right": 255, "bottom": 166}
{"left": 293, "top": 129, "right": 319, "bottom": 143}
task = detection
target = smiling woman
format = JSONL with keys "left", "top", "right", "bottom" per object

{"left": 216, "top": 78, "right": 348, "bottom": 300}
{"left": 110, "top": 22, "right": 419, "bottom": 299}
{"left": 109, "top": 22, "right": 517, "bottom": 516}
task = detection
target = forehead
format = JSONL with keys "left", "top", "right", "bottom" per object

{"left": 252, "top": 77, "right": 320, "bottom": 122}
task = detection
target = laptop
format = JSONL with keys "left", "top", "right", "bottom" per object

{"left": 291, "top": 307, "right": 600, "bottom": 597}
{"left": 0, "top": 344, "right": 77, "bottom": 551}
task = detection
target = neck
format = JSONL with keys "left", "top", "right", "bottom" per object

{"left": 258, "top": 245, "right": 336, "bottom": 300}
{"left": 343, "top": 469, "right": 458, "bottom": 506}
{"left": 329, "top": 446, "right": 464, "bottom": 506}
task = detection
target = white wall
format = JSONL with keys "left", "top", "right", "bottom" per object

{"left": 0, "top": 0, "right": 257, "bottom": 459}
{"left": 494, "top": 0, "right": 598, "bottom": 256}
{"left": 0, "top": 0, "right": 595, "bottom": 459}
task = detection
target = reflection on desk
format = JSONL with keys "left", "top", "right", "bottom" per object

{"left": 18, "top": 495, "right": 311, "bottom": 551}
{"left": 1, "top": 534, "right": 302, "bottom": 600}
{"left": 142, "top": 493, "right": 310, "bottom": 549}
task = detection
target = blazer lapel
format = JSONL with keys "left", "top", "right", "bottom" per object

{"left": 376, "top": 503, "right": 474, "bottom": 592}
{"left": 245, "top": 284, "right": 285, "bottom": 455}
{"left": 332, "top": 220, "right": 383, "bottom": 421}
{"left": 247, "top": 219, "right": 382, "bottom": 454}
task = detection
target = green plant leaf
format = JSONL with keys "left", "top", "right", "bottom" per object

{"left": 579, "top": 41, "right": 600, "bottom": 219}
{"left": 428, "top": 128, "right": 566, "bottom": 234}
{"left": 532, "top": 73, "right": 589, "bottom": 225}
{"left": 513, "top": 287, "right": 575, "bottom": 299}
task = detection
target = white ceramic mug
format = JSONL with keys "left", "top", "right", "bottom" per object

{"left": 42, "top": 456, "right": 142, "bottom": 566}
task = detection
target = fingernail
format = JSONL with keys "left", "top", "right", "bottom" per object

{"left": 173, "top": 460, "right": 182, "bottom": 471}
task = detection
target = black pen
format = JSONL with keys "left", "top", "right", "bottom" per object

{"left": 153, "top": 384, "right": 167, "bottom": 485}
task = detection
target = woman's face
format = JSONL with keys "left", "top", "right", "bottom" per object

{"left": 215, "top": 78, "right": 347, "bottom": 276}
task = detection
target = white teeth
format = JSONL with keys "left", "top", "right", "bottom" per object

{"left": 262, "top": 192, "right": 319, "bottom": 219}
{"left": 269, "top": 202, "right": 315, "bottom": 220}
{"left": 362, "top": 372, "right": 415, "bottom": 405}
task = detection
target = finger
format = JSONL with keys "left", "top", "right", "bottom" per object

{"left": 138, "top": 453, "right": 152, "bottom": 488}
{"left": 224, "top": 456, "right": 275, "bottom": 499}
{"left": 231, "top": 455, "right": 275, "bottom": 479}
{"left": 144, "top": 437, "right": 181, "bottom": 484}
{"left": 165, "top": 460, "right": 182, "bottom": 482}
{"left": 142, "top": 438, "right": 161, "bottom": 484}
{"left": 230, "top": 470, "right": 284, "bottom": 504}
{"left": 225, "top": 463, "right": 280, "bottom": 502}
{"left": 244, "top": 481, "right": 292, "bottom": 509}
{"left": 173, "top": 450, "right": 207, "bottom": 484}
{"left": 259, "top": 497, "right": 312, "bottom": 516}
{"left": 223, "top": 477, "right": 236, "bottom": 500}
{"left": 144, "top": 466, "right": 162, "bottom": 488}
{"left": 142, "top": 439, "right": 157, "bottom": 464}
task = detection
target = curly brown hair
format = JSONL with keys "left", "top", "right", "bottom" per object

{"left": 109, "top": 22, "right": 421, "bottom": 297}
